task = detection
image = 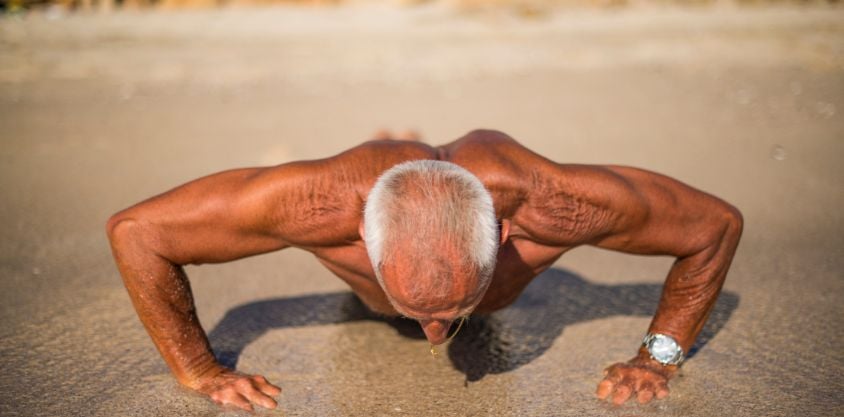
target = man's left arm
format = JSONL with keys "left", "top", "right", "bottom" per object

{"left": 528, "top": 163, "right": 743, "bottom": 405}
{"left": 600, "top": 166, "right": 743, "bottom": 405}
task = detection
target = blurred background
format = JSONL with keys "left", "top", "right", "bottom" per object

{"left": 4, "top": 0, "right": 835, "bottom": 12}
{"left": 1, "top": 0, "right": 842, "bottom": 416}
{"left": 2, "top": 0, "right": 843, "bottom": 16}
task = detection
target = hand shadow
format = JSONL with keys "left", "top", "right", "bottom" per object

{"left": 207, "top": 268, "right": 739, "bottom": 382}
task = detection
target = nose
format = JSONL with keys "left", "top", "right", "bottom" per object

{"left": 419, "top": 319, "right": 454, "bottom": 345}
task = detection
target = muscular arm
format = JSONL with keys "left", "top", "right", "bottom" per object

{"left": 105, "top": 140, "right": 429, "bottom": 410}
{"left": 524, "top": 162, "right": 742, "bottom": 404}
{"left": 105, "top": 159, "right": 364, "bottom": 410}
{"left": 429, "top": 131, "right": 740, "bottom": 382}
{"left": 106, "top": 167, "right": 289, "bottom": 410}
{"left": 563, "top": 165, "right": 743, "bottom": 352}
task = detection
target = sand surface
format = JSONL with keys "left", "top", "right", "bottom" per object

{"left": 1, "top": 4, "right": 843, "bottom": 416}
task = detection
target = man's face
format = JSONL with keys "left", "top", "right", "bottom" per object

{"left": 378, "top": 249, "right": 486, "bottom": 345}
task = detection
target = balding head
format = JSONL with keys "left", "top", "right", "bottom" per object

{"left": 362, "top": 160, "right": 499, "bottom": 343}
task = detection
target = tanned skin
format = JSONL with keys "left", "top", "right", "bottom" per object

{"left": 106, "top": 129, "right": 742, "bottom": 411}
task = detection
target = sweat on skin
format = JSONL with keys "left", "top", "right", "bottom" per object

{"left": 106, "top": 129, "right": 743, "bottom": 411}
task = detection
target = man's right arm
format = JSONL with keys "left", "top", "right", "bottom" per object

{"left": 106, "top": 166, "right": 300, "bottom": 410}
{"left": 106, "top": 139, "right": 435, "bottom": 410}
{"left": 105, "top": 159, "right": 363, "bottom": 410}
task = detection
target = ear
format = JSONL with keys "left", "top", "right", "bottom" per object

{"left": 499, "top": 219, "right": 511, "bottom": 245}
{"left": 358, "top": 220, "right": 366, "bottom": 240}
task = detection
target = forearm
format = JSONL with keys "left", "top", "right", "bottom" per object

{"left": 646, "top": 211, "right": 743, "bottom": 354}
{"left": 107, "top": 219, "right": 222, "bottom": 388}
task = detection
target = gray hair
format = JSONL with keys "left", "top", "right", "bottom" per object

{"left": 363, "top": 160, "right": 499, "bottom": 293}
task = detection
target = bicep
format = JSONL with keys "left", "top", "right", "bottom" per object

{"left": 111, "top": 167, "right": 291, "bottom": 265}
{"left": 520, "top": 164, "right": 647, "bottom": 247}
{"left": 523, "top": 164, "right": 730, "bottom": 258}
{"left": 591, "top": 166, "right": 734, "bottom": 257}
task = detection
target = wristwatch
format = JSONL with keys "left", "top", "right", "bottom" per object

{"left": 642, "top": 333, "right": 685, "bottom": 366}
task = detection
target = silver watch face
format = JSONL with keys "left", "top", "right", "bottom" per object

{"left": 648, "top": 334, "right": 681, "bottom": 364}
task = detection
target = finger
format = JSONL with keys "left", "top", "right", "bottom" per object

{"left": 596, "top": 379, "right": 615, "bottom": 400}
{"left": 612, "top": 383, "right": 633, "bottom": 405}
{"left": 223, "top": 391, "right": 253, "bottom": 412}
{"left": 635, "top": 380, "right": 656, "bottom": 403}
{"left": 637, "top": 389, "right": 655, "bottom": 404}
{"left": 239, "top": 380, "right": 278, "bottom": 408}
{"left": 253, "top": 376, "right": 282, "bottom": 396}
{"left": 655, "top": 383, "right": 670, "bottom": 399}
{"left": 256, "top": 382, "right": 282, "bottom": 396}
{"left": 245, "top": 386, "right": 278, "bottom": 410}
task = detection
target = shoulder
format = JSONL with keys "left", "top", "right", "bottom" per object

{"left": 443, "top": 129, "right": 534, "bottom": 159}
{"left": 258, "top": 140, "right": 439, "bottom": 246}
{"left": 441, "top": 130, "right": 638, "bottom": 246}
{"left": 442, "top": 130, "right": 554, "bottom": 218}
{"left": 327, "top": 139, "right": 440, "bottom": 196}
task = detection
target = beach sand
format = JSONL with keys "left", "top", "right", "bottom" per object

{"left": 0, "top": 4, "right": 842, "bottom": 416}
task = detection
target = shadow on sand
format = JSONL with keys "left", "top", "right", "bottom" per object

{"left": 208, "top": 268, "right": 738, "bottom": 382}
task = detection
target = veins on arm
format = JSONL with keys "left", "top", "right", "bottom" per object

{"left": 526, "top": 163, "right": 743, "bottom": 352}
{"left": 276, "top": 163, "right": 359, "bottom": 241}
{"left": 520, "top": 166, "right": 644, "bottom": 247}
{"left": 529, "top": 189, "right": 613, "bottom": 243}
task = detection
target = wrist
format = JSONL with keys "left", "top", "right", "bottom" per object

{"left": 633, "top": 347, "right": 679, "bottom": 378}
{"left": 176, "top": 355, "right": 226, "bottom": 390}
{"left": 642, "top": 332, "right": 685, "bottom": 366}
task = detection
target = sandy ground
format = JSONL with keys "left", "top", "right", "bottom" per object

{"left": 1, "top": 4, "right": 843, "bottom": 416}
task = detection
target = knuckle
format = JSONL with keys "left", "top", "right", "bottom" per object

{"left": 246, "top": 391, "right": 265, "bottom": 402}
{"left": 234, "top": 378, "right": 253, "bottom": 389}
{"left": 221, "top": 388, "right": 240, "bottom": 399}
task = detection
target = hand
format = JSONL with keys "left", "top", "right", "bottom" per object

{"left": 193, "top": 368, "right": 282, "bottom": 411}
{"left": 596, "top": 353, "right": 677, "bottom": 405}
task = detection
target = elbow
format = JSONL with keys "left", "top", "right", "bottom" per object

{"left": 695, "top": 203, "right": 743, "bottom": 258}
{"left": 106, "top": 213, "right": 132, "bottom": 243}
{"left": 701, "top": 203, "right": 743, "bottom": 256}
{"left": 106, "top": 214, "right": 122, "bottom": 241}
{"left": 106, "top": 213, "right": 148, "bottom": 250}
{"left": 722, "top": 204, "right": 744, "bottom": 242}
{"left": 107, "top": 212, "right": 177, "bottom": 265}
{"left": 106, "top": 213, "right": 172, "bottom": 265}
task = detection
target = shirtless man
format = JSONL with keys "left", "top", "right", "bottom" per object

{"left": 106, "top": 129, "right": 742, "bottom": 411}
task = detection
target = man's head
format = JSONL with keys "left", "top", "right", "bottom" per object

{"left": 362, "top": 160, "right": 503, "bottom": 345}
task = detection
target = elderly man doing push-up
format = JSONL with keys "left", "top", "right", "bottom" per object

{"left": 106, "top": 129, "right": 742, "bottom": 411}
